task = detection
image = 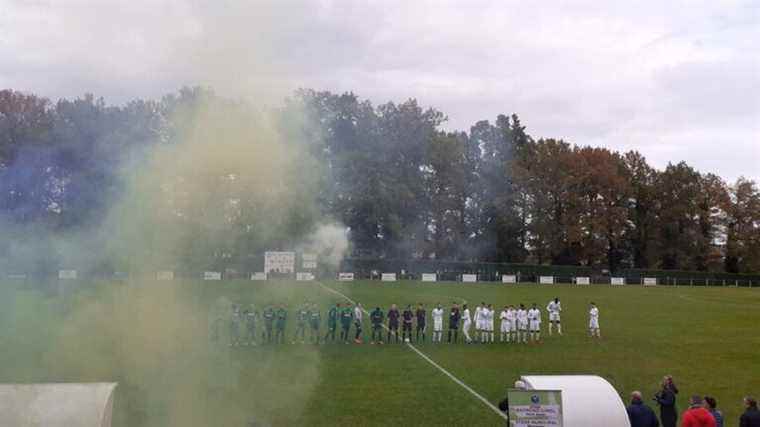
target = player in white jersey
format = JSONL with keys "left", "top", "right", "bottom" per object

{"left": 473, "top": 303, "right": 482, "bottom": 343}
{"left": 353, "top": 303, "right": 364, "bottom": 344}
{"left": 499, "top": 306, "right": 509, "bottom": 342}
{"left": 485, "top": 304, "right": 495, "bottom": 343}
{"left": 506, "top": 305, "right": 517, "bottom": 342}
{"left": 546, "top": 297, "right": 562, "bottom": 335}
{"left": 528, "top": 303, "right": 542, "bottom": 342}
{"left": 461, "top": 304, "right": 472, "bottom": 343}
{"left": 431, "top": 303, "right": 445, "bottom": 343}
{"left": 589, "top": 302, "right": 600, "bottom": 338}
{"left": 516, "top": 304, "right": 529, "bottom": 343}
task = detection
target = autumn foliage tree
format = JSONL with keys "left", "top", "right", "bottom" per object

{"left": 1, "top": 87, "right": 759, "bottom": 275}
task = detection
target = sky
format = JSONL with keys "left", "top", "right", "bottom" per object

{"left": 1, "top": 0, "right": 758, "bottom": 182}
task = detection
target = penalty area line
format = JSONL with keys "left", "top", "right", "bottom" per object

{"left": 316, "top": 281, "right": 508, "bottom": 421}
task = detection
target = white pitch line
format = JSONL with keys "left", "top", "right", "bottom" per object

{"left": 316, "top": 281, "right": 508, "bottom": 421}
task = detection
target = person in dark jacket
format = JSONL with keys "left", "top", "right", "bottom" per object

{"left": 654, "top": 378, "right": 678, "bottom": 427}
{"left": 627, "top": 391, "right": 659, "bottom": 427}
{"left": 665, "top": 375, "right": 679, "bottom": 395}
{"left": 740, "top": 396, "right": 760, "bottom": 427}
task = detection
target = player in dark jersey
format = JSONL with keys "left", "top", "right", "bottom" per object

{"left": 325, "top": 303, "right": 339, "bottom": 342}
{"left": 448, "top": 303, "right": 461, "bottom": 343}
{"left": 244, "top": 305, "right": 258, "bottom": 346}
{"left": 294, "top": 303, "right": 308, "bottom": 344}
{"left": 387, "top": 304, "right": 400, "bottom": 343}
{"left": 308, "top": 303, "right": 321, "bottom": 344}
{"left": 370, "top": 306, "right": 384, "bottom": 344}
{"left": 262, "top": 305, "right": 275, "bottom": 344}
{"left": 275, "top": 305, "right": 287, "bottom": 344}
{"left": 415, "top": 303, "right": 427, "bottom": 343}
{"left": 230, "top": 304, "right": 242, "bottom": 347}
{"left": 339, "top": 304, "right": 353, "bottom": 343}
{"left": 402, "top": 305, "right": 414, "bottom": 342}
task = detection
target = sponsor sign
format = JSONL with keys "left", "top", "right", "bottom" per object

{"left": 58, "top": 270, "right": 78, "bottom": 280}
{"left": 302, "top": 253, "right": 317, "bottom": 269}
{"left": 296, "top": 272, "right": 315, "bottom": 281}
{"left": 381, "top": 273, "right": 397, "bottom": 282}
{"left": 421, "top": 273, "right": 437, "bottom": 282}
{"left": 508, "top": 389, "right": 563, "bottom": 427}
{"left": 264, "top": 251, "right": 295, "bottom": 273}
{"left": 156, "top": 271, "right": 174, "bottom": 281}
{"left": 502, "top": 275, "right": 517, "bottom": 284}
{"left": 204, "top": 271, "right": 222, "bottom": 281}
{"left": 539, "top": 276, "right": 554, "bottom": 285}
{"left": 575, "top": 276, "right": 590, "bottom": 285}
{"left": 462, "top": 274, "right": 477, "bottom": 283}
{"left": 643, "top": 277, "right": 658, "bottom": 286}
{"left": 611, "top": 277, "right": 625, "bottom": 286}
{"left": 338, "top": 272, "right": 354, "bottom": 281}
{"left": 251, "top": 272, "right": 267, "bottom": 281}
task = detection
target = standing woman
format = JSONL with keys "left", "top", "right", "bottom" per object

{"left": 665, "top": 375, "right": 679, "bottom": 395}
{"left": 655, "top": 377, "right": 678, "bottom": 427}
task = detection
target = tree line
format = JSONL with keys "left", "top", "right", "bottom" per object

{"left": 1, "top": 87, "right": 758, "bottom": 274}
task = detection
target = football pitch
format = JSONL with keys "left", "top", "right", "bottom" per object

{"left": 0, "top": 279, "right": 758, "bottom": 426}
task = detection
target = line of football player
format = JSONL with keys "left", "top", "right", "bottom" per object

{"left": 218, "top": 298, "right": 601, "bottom": 346}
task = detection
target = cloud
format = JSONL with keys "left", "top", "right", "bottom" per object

{"left": 1, "top": 0, "right": 758, "bottom": 181}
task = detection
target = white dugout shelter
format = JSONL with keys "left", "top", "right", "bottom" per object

{"left": 0, "top": 383, "right": 117, "bottom": 427}
{"left": 520, "top": 375, "right": 630, "bottom": 427}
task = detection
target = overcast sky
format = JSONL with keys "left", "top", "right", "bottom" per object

{"left": 1, "top": 0, "right": 758, "bottom": 182}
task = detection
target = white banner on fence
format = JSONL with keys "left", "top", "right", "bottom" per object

{"left": 421, "top": 273, "right": 437, "bottom": 282}
{"left": 539, "top": 276, "right": 554, "bottom": 285}
{"left": 575, "top": 276, "right": 590, "bottom": 285}
{"left": 643, "top": 277, "right": 658, "bottom": 286}
{"left": 251, "top": 272, "right": 267, "bottom": 281}
{"left": 156, "top": 271, "right": 174, "bottom": 281}
{"left": 264, "top": 251, "right": 295, "bottom": 273}
{"left": 338, "top": 272, "right": 354, "bottom": 281}
{"left": 296, "top": 272, "right": 315, "bottom": 281}
{"left": 381, "top": 273, "right": 397, "bottom": 282}
{"left": 501, "top": 275, "right": 517, "bottom": 284}
{"left": 203, "top": 271, "right": 222, "bottom": 281}
{"left": 611, "top": 277, "right": 625, "bottom": 286}
{"left": 58, "top": 270, "right": 78, "bottom": 280}
{"left": 302, "top": 253, "right": 317, "bottom": 269}
{"left": 462, "top": 274, "right": 477, "bottom": 283}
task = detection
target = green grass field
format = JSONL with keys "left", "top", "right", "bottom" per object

{"left": 1, "top": 279, "right": 758, "bottom": 426}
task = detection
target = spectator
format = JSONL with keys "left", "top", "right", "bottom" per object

{"left": 740, "top": 397, "right": 760, "bottom": 427}
{"left": 665, "top": 375, "right": 679, "bottom": 395}
{"left": 702, "top": 396, "right": 723, "bottom": 427}
{"left": 627, "top": 391, "right": 659, "bottom": 427}
{"left": 655, "top": 378, "right": 678, "bottom": 427}
{"left": 681, "top": 395, "right": 716, "bottom": 427}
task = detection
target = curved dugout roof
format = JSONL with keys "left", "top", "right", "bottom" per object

{"left": 521, "top": 375, "right": 630, "bottom": 427}
{"left": 0, "top": 382, "right": 117, "bottom": 427}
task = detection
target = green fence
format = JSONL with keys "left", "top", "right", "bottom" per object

{"left": 3, "top": 258, "right": 759, "bottom": 287}
{"left": 339, "top": 258, "right": 760, "bottom": 287}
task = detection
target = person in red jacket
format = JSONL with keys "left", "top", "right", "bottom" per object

{"left": 682, "top": 395, "right": 716, "bottom": 427}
